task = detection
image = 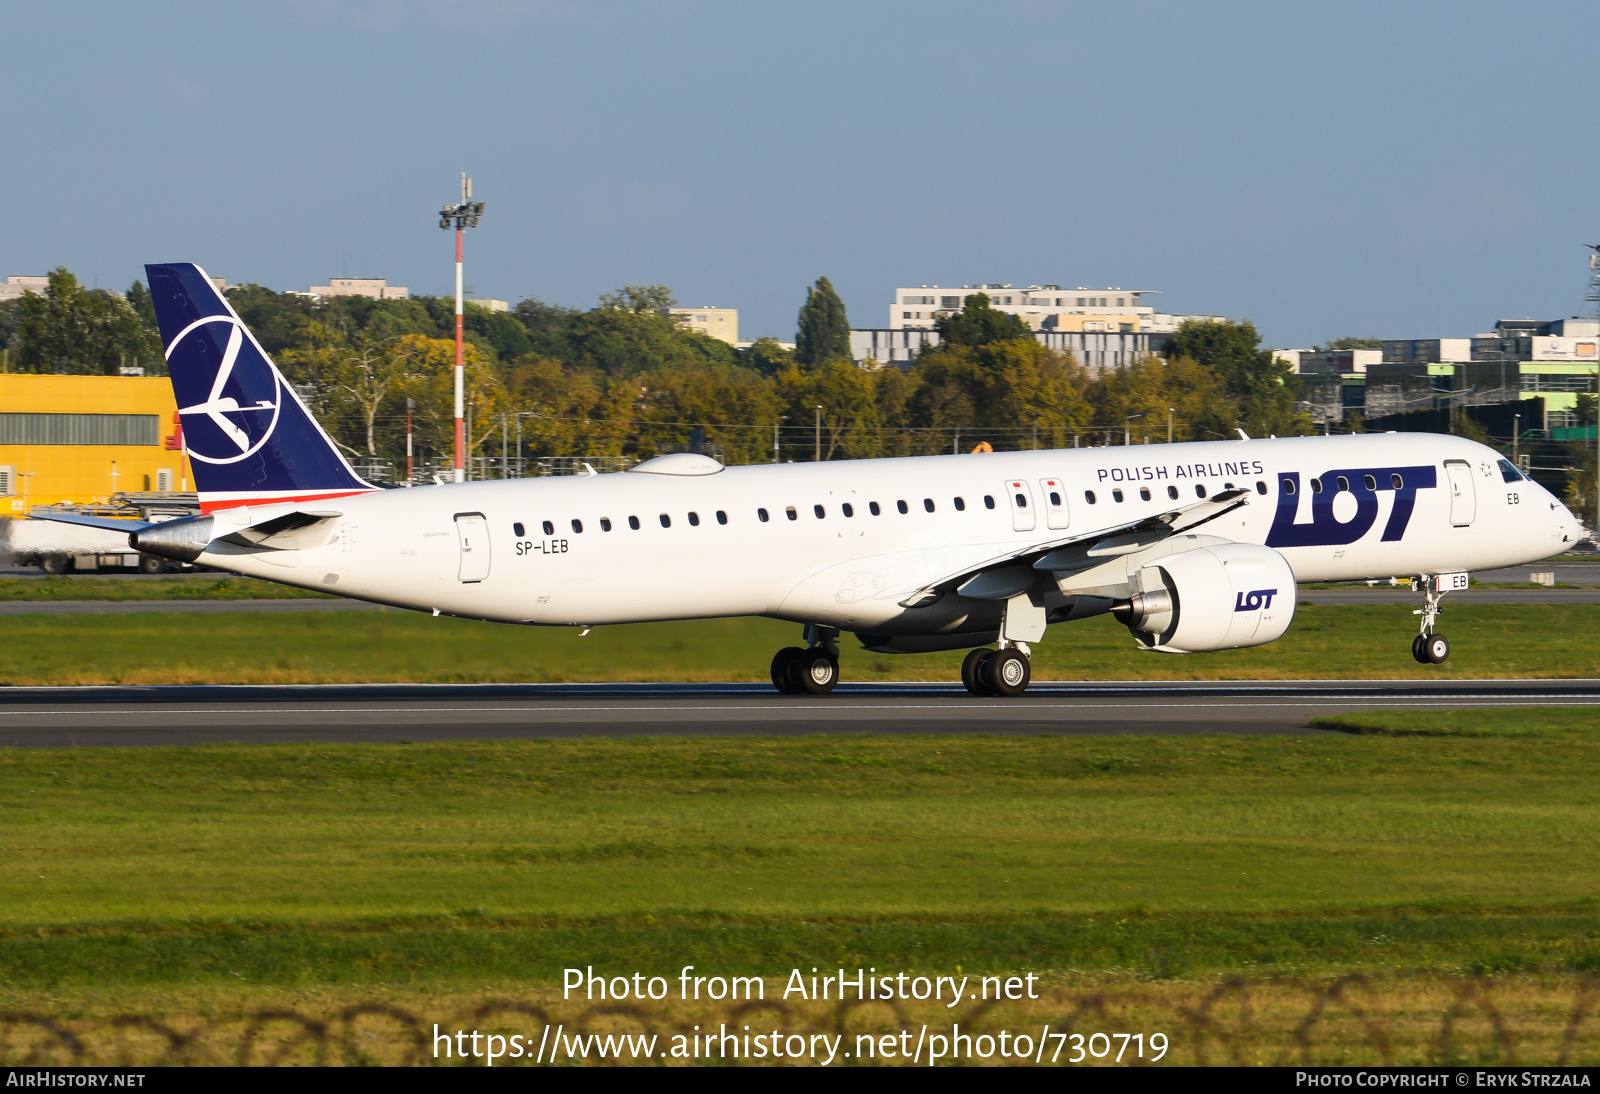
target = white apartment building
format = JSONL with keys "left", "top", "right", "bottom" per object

{"left": 670, "top": 307, "right": 738, "bottom": 346}
{"left": 307, "top": 277, "right": 409, "bottom": 301}
{"left": 0, "top": 275, "right": 49, "bottom": 302}
{"left": 889, "top": 283, "right": 1220, "bottom": 335}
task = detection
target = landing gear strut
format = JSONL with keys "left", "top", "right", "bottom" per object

{"left": 1409, "top": 572, "right": 1465, "bottom": 664}
{"left": 961, "top": 642, "right": 1032, "bottom": 697}
{"left": 770, "top": 625, "right": 840, "bottom": 694}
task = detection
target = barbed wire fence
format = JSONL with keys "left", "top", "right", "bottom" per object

{"left": 3, "top": 975, "right": 1596, "bottom": 1067}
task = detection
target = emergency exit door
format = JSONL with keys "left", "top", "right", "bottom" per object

{"left": 455, "top": 512, "right": 491, "bottom": 582}
{"left": 1443, "top": 460, "right": 1476, "bottom": 527}
{"left": 1004, "top": 480, "right": 1036, "bottom": 532}
{"left": 1039, "top": 477, "right": 1070, "bottom": 529}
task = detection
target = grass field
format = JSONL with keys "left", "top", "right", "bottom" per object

{"left": 0, "top": 603, "right": 1597, "bottom": 685}
{"left": 0, "top": 576, "right": 331, "bottom": 601}
{"left": 3, "top": 713, "right": 1598, "bottom": 1063}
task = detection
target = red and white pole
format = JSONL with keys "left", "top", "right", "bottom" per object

{"left": 453, "top": 223, "right": 465, "bottom": 483}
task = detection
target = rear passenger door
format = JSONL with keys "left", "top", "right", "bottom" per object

{"left": 1004, "top": 479, "right": 1036, "bottom": 532}
{"left": 1039, "top": 477, "right": 1070, "bottom": 530}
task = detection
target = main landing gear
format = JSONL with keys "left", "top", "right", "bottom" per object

{"left": 771, "top": 625, "right": 840, "bottom": 695}
{"left": 1409, "top": 572, "right": 1465, "bottom": 665}
{"left": 961, "top": 643, "right": 1032, "bottom": 697}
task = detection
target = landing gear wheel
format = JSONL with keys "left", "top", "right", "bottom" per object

{"left": 1423, "top": 634, "right": 1450, "bottom": 665}
{"left": 961, "top": 648, "right": 992, "bottom": 696}
{"left": 771, "top": 647, "right": 805, "bottom": 694}
{"left": 1411, "top": 634, "right": 1429, "bottom": 664}
{"left": 40, "top": 555, "right": 67, "bottom": 575}
{"left": 138, "top": 554, "right": 165, "bottom": 575}
{"left": 989, "top": 648, "right": 1031, "bottom": 697}
{"left": 789, "top": 649, "right": 839, "bottom": 694}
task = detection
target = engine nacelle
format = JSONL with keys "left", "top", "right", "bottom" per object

{"left": 1114, "top": 543, "right": 1295, "bottom": 653}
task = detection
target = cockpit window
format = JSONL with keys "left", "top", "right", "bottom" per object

{"left": 1498, "top": 459, "right": 1525, "bottom": 484}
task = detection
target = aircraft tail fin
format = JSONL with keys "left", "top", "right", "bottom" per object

{"left": 145, "top": 262, "right": 375, "bottom": 514}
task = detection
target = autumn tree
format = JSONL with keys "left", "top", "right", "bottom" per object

{"left": 1162, "top": 318, "right": 1312, "bottom": 437}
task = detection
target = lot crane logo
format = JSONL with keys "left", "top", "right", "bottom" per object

{"left": 168, "top": 315, "right": 283, "bottom": 465}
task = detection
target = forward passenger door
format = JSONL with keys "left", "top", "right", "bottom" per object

{"left": 1444, "top": 460, "right": 1476, "bottom": 527}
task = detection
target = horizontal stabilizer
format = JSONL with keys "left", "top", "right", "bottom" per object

{"left": 29, "top": 511, "right": 153, "bottom": 535}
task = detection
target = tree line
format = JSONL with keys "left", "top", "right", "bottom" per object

{"left": 0, "top": 268, "right": 1312, "bottom": 475}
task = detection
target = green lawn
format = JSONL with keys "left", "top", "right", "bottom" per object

{"left": 0, "top": 576, "right": 332, "bottom": 601}
{"left": 1, "top": 726, "right": 1597, "bottom": 990}
{"left": 0, "top": 603, "right": 1596, "bottom": 685}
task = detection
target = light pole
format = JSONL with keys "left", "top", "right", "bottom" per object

{"left": 439, "top": 173, "right": 485, "bottom": 482}
{"left": 1124, "top": 412, "right": 1145, "bottom": 446}
{"left": 1167, "top": 407, "right": 1174, "bottom": 444}
{"left": 815, "top": 405, "right": 822, "bottom": 461}
{"left": 405, "top": 398, "right": 415, "bottom": 485}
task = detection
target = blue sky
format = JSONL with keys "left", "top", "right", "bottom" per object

{"left": 2, "top": 1, "right": 1596, "bottom": 347}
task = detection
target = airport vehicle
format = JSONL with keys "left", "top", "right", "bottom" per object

{"left": 4, "top": 494, "right": 200, "bottom": 573}
{"left": 40, "top": 264, "right": 1585, "bottom": 695}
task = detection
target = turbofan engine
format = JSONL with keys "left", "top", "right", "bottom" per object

{"left": 1111, "top": 542, "right": 1296, "bottom": 653}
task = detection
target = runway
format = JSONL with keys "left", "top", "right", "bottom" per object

{"left": 0, "top": 679, "right": 1594, "bottom": 747}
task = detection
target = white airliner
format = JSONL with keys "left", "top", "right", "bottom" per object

{"left": 43, "top": 265, "right": 1584, "bottom": 696}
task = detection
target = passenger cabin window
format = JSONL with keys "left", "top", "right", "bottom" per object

{"left": 542, "top": 520, "right": 555, "bottom": 536}
{"left": 1363, "top": 475, "right": 1377, "bottom": 491}
{"left": 571, "top": 519, "right": 583, "bottom": 533}
{"left": 1112, "top": 489, "right": 1124, "bottom": 503}
{"left": 1256, "top": 481, "right": 1268, "bottom": 495}
{"left": 1336, "top": 476, "right": 1349, "bottom": 492}
{"left": 600, "top": 518, "right": 613, "bottom": 531}
{"left": 897, "top": 500, "right": 909, "bottom": 514}
{"left": 1392, "top": 473, "right": 1404, "bottom": 489}
{"left": 1085, "top": 490, "right": 1097, "bottom": 504}
{"left": 659, "top": 514, "right": 671, "bottom": 528}
{"left": 1195, "top": 484, "right": 1208, "bottom": 498}
{"left": 513, "top": 522, "right": 525, "bottom": 537}
{"left": 758, "top": 508, "right": 770, "bottom": 523}
{"left": 1310, "top": 478, "right": 1322, "bottom": 493}
{"left": 688, "top": 512, "right": 700, "bottom": 526}
{"left": 1282, "top": 478, "right": 1296, "bottom": 495}
{"left": 923, "top": 498, "right": 935, "bottom": 512}
{"left": 869, "top": 501, "right": 881, "bottom": 516}
{"left": 953, "top": 497, "right": 965, "bottom": 511}
{"left": 814, "top": 504, "right": 826, "bottom": 519}
{"left": 1167, "top": 485, "right": 1179, "bottom": 500}
{"left": 786, "top": 506, "right": 798, "bottom": 521}
{"left": 628, "top": 515, "right": 641, "bottom": 530}
{"left": 983, "top": 495, "right": 995, "bottom": 509}
{"left": 1048, "top": 491, "right": 1061, "bottom": 506}
{"left": 1139, "top": 487, "right": 1151, "bottom": 501}
{"left": 1014, "top": 492, "right": 1028, "bottom": 508}
{"left": 716, "top": 510, "right": 728, "bottom": 525}
{"left": 842, "top": 503, "right": 854, "bottom": 517}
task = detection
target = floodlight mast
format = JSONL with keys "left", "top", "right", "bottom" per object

{"left": 439, "top": 173, "right": 486, "bottom": 481}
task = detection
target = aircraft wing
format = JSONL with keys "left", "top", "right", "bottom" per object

{"left": 887, "top": 487, "right": 1253, "bottom": 606}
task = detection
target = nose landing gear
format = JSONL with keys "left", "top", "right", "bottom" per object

{"left": 770, "top": 626, "right": 840, "bottom": 694}
{"left": 1409, "top": 572, "right": 1466, "bottom": 664}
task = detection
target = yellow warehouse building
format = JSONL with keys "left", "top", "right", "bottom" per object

{"left": 0, "top": 375, "right": 194, "bottom": 511}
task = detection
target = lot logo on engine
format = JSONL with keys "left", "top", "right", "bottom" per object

{"left": 1234, "top": 589, "right": 1277, "bottom": 612}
